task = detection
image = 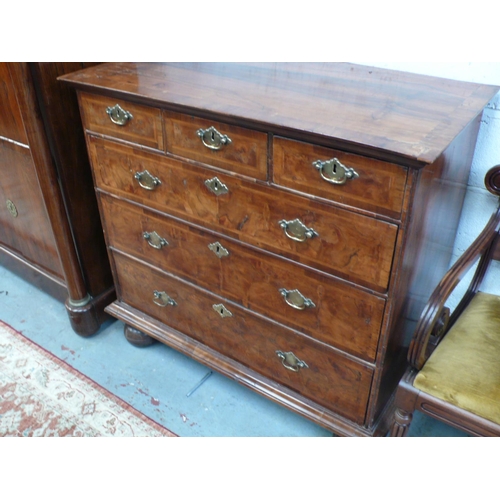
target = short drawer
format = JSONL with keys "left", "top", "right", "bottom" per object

{"left": 78, "top": 92, "right": 164, "bottom": 150}
{"left": 100, "top": 194, "right": 386, "bottom": 362}
{"left": 112, "top": 252, "right": 373, "bottom": 424}
{"left": 164, "top": 110, "right": 268, "bottom": 180}
{"left": 274, "top": 137, "right": 408, "bottom": 218}
{"left": 89, "top": 136, "right": 398, "bottom": 292}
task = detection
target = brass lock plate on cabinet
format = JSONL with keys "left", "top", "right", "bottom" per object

{"left": 6, "top": 199, "right": 18, "bottom": 218}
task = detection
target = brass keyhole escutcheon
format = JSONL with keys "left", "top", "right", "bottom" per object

{"left": 208, "top": 241, "right": 229, "bottom": 258}
{"left": 6, "top": 199, "right": 18, "bottom": 218}
{"left": 213, "top": 303, "right": 233, "bottom": 318}
{"left": 205, "top": 177, "right": 229, "bottom": 196}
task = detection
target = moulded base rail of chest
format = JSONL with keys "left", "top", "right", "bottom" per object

{"left": 60, "top": 62, "right": 499, "bottom": 436}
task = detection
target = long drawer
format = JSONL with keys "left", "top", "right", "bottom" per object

{"left": 89, "top": 136, "right": 398, "bottom": 292}
{"left": 100, "top": 194, "right": 386, "bottom": 362}
{"left": 112, "top": 251, "right": 374, "bottom": 424}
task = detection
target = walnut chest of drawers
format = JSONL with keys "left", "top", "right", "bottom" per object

{"left": 61, "top": 63, "right": 499, "bottom": 436}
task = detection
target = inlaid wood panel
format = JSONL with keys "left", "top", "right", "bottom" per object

{"left": 112, "top": 251, "right": 374, "bottom": 424}
{"left": 0, "top": 140, "right": 62, "bottom": 277}
{"left": 79, "top": 92, "right": 164, "bottom": 150}
{"left": 90, "top": 137, "right": 398, "bottom": 291}
{"left": 100, "top": 194, "right": 386, "bottom": 361}
{"left": 164, "top": 110, "right": 268, "bottom": 180}
{"left": 274, "top": 136, "right": 408, "bottom": 218}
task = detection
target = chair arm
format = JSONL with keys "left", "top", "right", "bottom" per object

{"left": 408, "top": 165, "right": 500, "bottom": 370}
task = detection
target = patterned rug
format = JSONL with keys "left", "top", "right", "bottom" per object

{"left": 0, "top": 320, "right": 176, "bottom": 437}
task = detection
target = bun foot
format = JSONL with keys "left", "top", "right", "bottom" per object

{"left": 124, "top": 324, "right": 157, "bottom": 347}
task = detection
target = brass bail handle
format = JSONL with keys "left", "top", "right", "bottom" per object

{"left": 143, "top": 231, "right": 169, "bottom": 250}
{"left": 279, "top": 288, "right": 315, "bottom": 310}
{"left": 134, "top": 170, "right": 161, "bottom": 191}
{"left": 196, "top": 126, "right": 232, "bottom": 150}
{"left": 312, "top": 158, "right": 359, "bottom": 185}
{"left": 153, "top": 290, "right": 177, "bottom": 307}
{"left": 278, "top": 218, "right": 318, "bottom": 242}
{"left": 275, "top": 350, "right": 309, "bottom": 372}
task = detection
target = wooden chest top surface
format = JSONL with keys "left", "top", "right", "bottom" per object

{"left": 60, "top": 62, "right": 499, "bottom": 165}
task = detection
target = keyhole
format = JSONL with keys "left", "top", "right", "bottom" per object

{"left": 214, "top": 181, "right": 219, "bottom": 189}
{"left": 216, "top": 245, "right": 220, "bottom": 253}
{"left": 220, "top": 307, "right": 224, "bottom": 314}
{"left": 211, "top": 130, "right": 216, "bottom": 142}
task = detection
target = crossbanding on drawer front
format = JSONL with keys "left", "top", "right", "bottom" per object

{"left": 99, "top": 194, "right": 386, "bottom": 362}
{"left": 111, "top": 251, "right": 374, "bottom": 424}
{"left": 164, "top": 110, "right": 268, "bottom": 180}
{"left": 274, "top": 136, "right": 408, "bottom": 219}
{"left": 78, "top": 93, "right": 164, "bottom": 150}
{"left": 89, "top": 137, "right": 398, "bottom": 291}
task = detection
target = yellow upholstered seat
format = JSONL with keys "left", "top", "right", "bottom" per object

{"left": 413, "top": 292, "right": 500, "bottom": 425}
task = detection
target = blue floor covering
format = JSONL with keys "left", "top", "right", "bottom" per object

{"left": 0, "top": 263, "right": 468, "bottom": 437}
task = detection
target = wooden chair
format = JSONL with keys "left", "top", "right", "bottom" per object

{"left": 390, "top": 165, "right": 500, "bottom": 437}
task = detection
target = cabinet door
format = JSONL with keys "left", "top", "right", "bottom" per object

{"left": 0, "top": 66, "right": 63, "bottom": 279}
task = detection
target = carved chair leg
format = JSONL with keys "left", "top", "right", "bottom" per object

{"left": 390, "top": 407, "right": 413, "bottom": 436}
{"left": 124, "top": 324, "right": 157, "bottom": 347}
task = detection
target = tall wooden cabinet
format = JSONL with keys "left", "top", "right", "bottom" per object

{"left": 0, "top": 63, "right": 114, "bottom": 335}
{"left": 61, "top": 63, "right": 498, "bottom": 435}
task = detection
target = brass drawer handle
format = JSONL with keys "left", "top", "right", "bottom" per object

{"left": 143, "top": 231, "right": 169, "bottom": 250}
{"left": 278, "top": 218, "right": 318, "bottom": 242}
{"left": 153, "top": 290, "right": 177, "bottom": 307}
{"left": 106, "top": 104, "right": 133, "bottom": 126}
{"left": 275, "top": 350, "right": 309, "bottom": 372}
{"left": 279, "top": 288, "right": 315, "bottom": 310}
{"left": 205, "top": 177, "right": 229, "bottom": 196}
{"left": 134, "top": 170, "right": 161, "bottom": 191}
{"left": 208, "top": 241, "right": 229, "bottom": 258}
{"left": 213, "top": 303, "right": 233, "bottom": 318}
{"left": 312, "top": 158, "right": 359, "bottom": 185}
{"left": 196, "top": 126, "right": 232, "bottom": 150}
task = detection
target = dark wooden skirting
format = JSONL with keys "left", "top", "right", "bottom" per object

{"left": 0, "top": 244, "right": 67, "bottom": 302}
